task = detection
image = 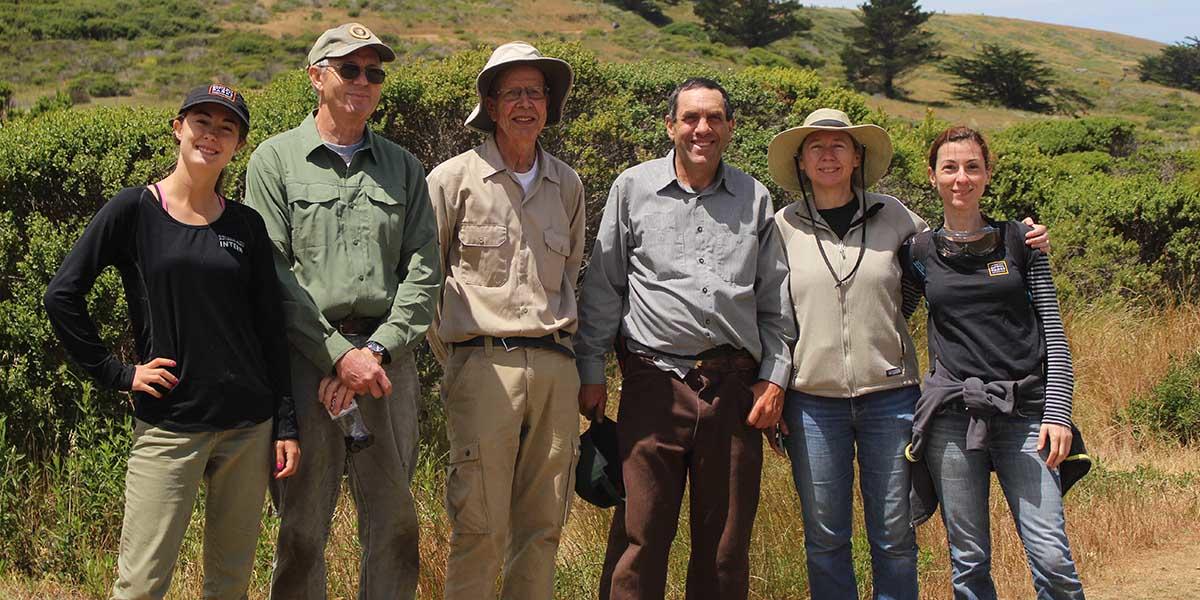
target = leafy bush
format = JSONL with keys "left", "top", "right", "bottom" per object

{"left": 661, "top": 22, "right": 708, "bottom": 43}
{"left": 994, "top": 117, "right": 1136, "bottom": 157}
{"left": 2, "top": 0, "right": 217, "bottom": 41}
{"left": 1126, "top": 352, "right": 1200, "bottom": 444}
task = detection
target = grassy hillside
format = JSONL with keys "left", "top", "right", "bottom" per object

{"left": 2, "top": 0, "right": 1197, "bottom": 136}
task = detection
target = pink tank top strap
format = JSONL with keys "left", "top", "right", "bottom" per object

{"left": 153, "top": 183, "right": 166, "bottom": 211}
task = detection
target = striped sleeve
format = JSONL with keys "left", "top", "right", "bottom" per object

{"left": 1028, "top": 252, "right": 1074, "bottom": 426}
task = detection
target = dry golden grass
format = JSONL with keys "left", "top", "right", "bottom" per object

{"left": 6, "top": 302, "right": 1199, "bottom": 598}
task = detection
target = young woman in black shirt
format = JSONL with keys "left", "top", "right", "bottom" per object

{"left": 903, "top": 127, "right": 1084, "bottom": 600}
{"left": 44, "top": 85, "right": 299, "bottom": 599}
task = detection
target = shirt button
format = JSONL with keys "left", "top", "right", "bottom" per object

{"left": 702, "top": 287, "right": 708, "bottom": 293}
{"left": 358, "top": 275, "right": 365, "bottom": 281}
{"left": 698, "top": 258, "right": 705, "bottom": 264}
{"left": 697, "top": 226, "right": 703, "bottom": 233}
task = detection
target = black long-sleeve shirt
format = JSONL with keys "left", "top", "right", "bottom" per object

{"left": 44, "top": 187, "right": 297, "bottom": 439}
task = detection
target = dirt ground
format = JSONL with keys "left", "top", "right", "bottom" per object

{"left": 1086, "top": 534, "right": 1200, "bottom": 600}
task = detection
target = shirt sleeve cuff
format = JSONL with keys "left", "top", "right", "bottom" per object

{"left": 1041, "top": 412, "right": 1073, "bottom": 428}
{"left": 322, "top": 334, "right": 357, "bottom": 375}
{"left": 577, "top": 359, "right": 608, "bottom": 386}
{"left": 758, "top": 358, "right": 791, "bottom": 389}
{"left": 368, "top": 327, "right": 407, "bottom": 361}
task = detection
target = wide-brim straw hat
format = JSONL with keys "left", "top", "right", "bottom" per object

{"left": 767, "top": 108, "right": 893, "bottom": 193}
{"left": 465, "top": 41, "right": 574, "bottom": 133}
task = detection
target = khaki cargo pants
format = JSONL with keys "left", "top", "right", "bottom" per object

{"left": 441, "top": 341, "right": 581, "bottom": 600}
{"left": 112, "top": 418, "right": 273, "bottom": 600}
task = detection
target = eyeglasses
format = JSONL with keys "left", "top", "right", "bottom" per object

{"left": 493, "top": 86, "right": 550, "bottom": 103}
{"left": 324, "top": 62, "right": 386, "bottom": 85}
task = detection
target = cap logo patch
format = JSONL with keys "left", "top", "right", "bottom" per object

{"left": 209, "top": 84, "right": 236, "bottom": 101}
{"left": 987, "top": 261, "right": 1009, "bottom": 277}
{"left": 349, "top": 25, "right": 371, "bottom": 40}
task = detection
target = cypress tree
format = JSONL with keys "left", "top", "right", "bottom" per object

{"left": 840, "top": 0, "right": 939, "bottom": 98}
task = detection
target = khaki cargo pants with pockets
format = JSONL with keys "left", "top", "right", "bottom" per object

{"left": 441, "top": 341, "right": 581, "bottom": 600}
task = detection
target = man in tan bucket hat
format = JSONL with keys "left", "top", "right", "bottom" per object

{"left": 245, "top": 22, "right": 440, "bottom": 600}
{"left": 426, "top": 41, "right": 585, "bottom": 600}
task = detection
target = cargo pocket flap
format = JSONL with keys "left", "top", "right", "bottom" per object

{"left": 450, "top": 441, "right": 481, "bottom": 464}
{"left": 284, "top": 182, "right": 339, "bottom": 204}
{"left": 363, "top": 184, "right": 405, "bottom": 206}
{"left": 445, "top": 441, "right": 489, "bottom": 534}
{"left": 544, "top": 230, "right": 571, "bottom": 257}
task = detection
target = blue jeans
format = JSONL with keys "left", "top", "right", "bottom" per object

{"left": 926, "top": 412, "right": 1085, "bottom": 600}
{"left": 782, "top": 386, "right": 919, "bottom": 600}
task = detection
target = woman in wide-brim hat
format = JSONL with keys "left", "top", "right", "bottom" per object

{"left": 44, "top": 84, "right": 299, "bottom": 599}
{"left": 766, "top": 108, "right": 1048, "bottom": 599}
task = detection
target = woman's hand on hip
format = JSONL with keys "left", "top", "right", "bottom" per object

{"left": 131, "top": 357, "right": 178, "bottom": 398}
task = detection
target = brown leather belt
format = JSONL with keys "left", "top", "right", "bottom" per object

{"left": 333, "top": 317, "right": 381, "bottom": 336}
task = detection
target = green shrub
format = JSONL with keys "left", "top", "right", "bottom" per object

{"left": 743, "top": 47, "right": 792, "bottom": 68}
{"left": 995, "top": 116, "right": 1137, "bottom": 157}
{"left": 661, "top": 21, "right": 708, "bottom": 42}
{"left": 26, "top": 90, "right": 75, "bottom": 117}
{"left": 1126, "top": 352, "right": 1200, "bottom": 444}
{"left": 5, "top": 0, "right": 217, "bottom": 41}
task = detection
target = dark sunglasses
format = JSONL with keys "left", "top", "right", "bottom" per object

{"left": 326, "top": 62, "right": 386, "bottom": 84}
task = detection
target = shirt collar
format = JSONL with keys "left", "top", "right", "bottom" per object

{"left": 479, "top": 134, "right": 559, "bottom": 185}
{"left": 299, "top": 111, "right": 379, "bottom": 163}
{"left": 657, "top": 149, "right": 733, "bottom": 196}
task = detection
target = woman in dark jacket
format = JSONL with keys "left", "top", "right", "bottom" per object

{"left": 903, "top": 126, "right": 1084, "bottom": 600}
{"left": 44, "top": 84, "right": 299, "bottom": 600}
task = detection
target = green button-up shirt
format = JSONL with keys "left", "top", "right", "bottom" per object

{"left": 244, "top": 112, "right": 441, "bottom": 373}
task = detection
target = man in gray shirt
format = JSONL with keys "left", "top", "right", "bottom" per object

{"left": 575, "top": 77, "right": 795, "bottom": 600}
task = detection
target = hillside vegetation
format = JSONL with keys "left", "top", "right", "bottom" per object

{"left": 2, "top": 0, "right": 1198, "bottom": 137}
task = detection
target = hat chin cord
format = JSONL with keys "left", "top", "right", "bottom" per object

{"left": 794, "top": 153, "right": 869, "bottom": 288}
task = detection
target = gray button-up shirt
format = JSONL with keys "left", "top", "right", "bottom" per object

{"left": 575, "top": 151, "right": 795, "bottom": 387}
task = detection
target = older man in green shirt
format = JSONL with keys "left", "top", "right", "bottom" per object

{"left": 244, "top": 23, "right": 440, "bottom": 600}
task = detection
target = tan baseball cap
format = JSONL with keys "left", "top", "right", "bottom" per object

{"left": 307, "top": 22, "right": 396, "bottom": 66}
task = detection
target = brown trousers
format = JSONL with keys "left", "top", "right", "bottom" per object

{"left": 599, "top": 348, "right": 764, "bottom": 600}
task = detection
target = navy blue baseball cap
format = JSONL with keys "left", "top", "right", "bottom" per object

{"left": 177, "top": 83, "right": 250, "bottom": 132}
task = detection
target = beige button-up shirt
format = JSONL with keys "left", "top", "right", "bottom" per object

{"left": 426, "top": 135, "right": 585, "bottom": 361}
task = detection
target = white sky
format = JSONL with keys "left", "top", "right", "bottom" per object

{"left": 807, "top": 1, "right": 1198, "bottom": 44}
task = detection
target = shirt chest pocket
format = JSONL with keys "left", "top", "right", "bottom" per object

{"left": 362, "top": 184, "right": 408, "bottom": 261}
{"left": 716, "top": 228, "right": 758, "bottom": 287}
{"left": 637, "top": 212, "right": 685, "bottom": 280}
{"left": 285, "top": 182, "right": 340, "bottom": 251}
{"left": 456, "top": 223, "right": 511, "bottom": 287}
{"left": 538, "top": 229, "right": 571, "bottom": 291}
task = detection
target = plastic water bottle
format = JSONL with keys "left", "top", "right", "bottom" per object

{"left": 329, "top": 399, "right": 374, "bottom": 453}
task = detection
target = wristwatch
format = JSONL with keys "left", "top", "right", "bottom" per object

{"left": 365, "top": 340, "right": 390, "bottom": 364}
